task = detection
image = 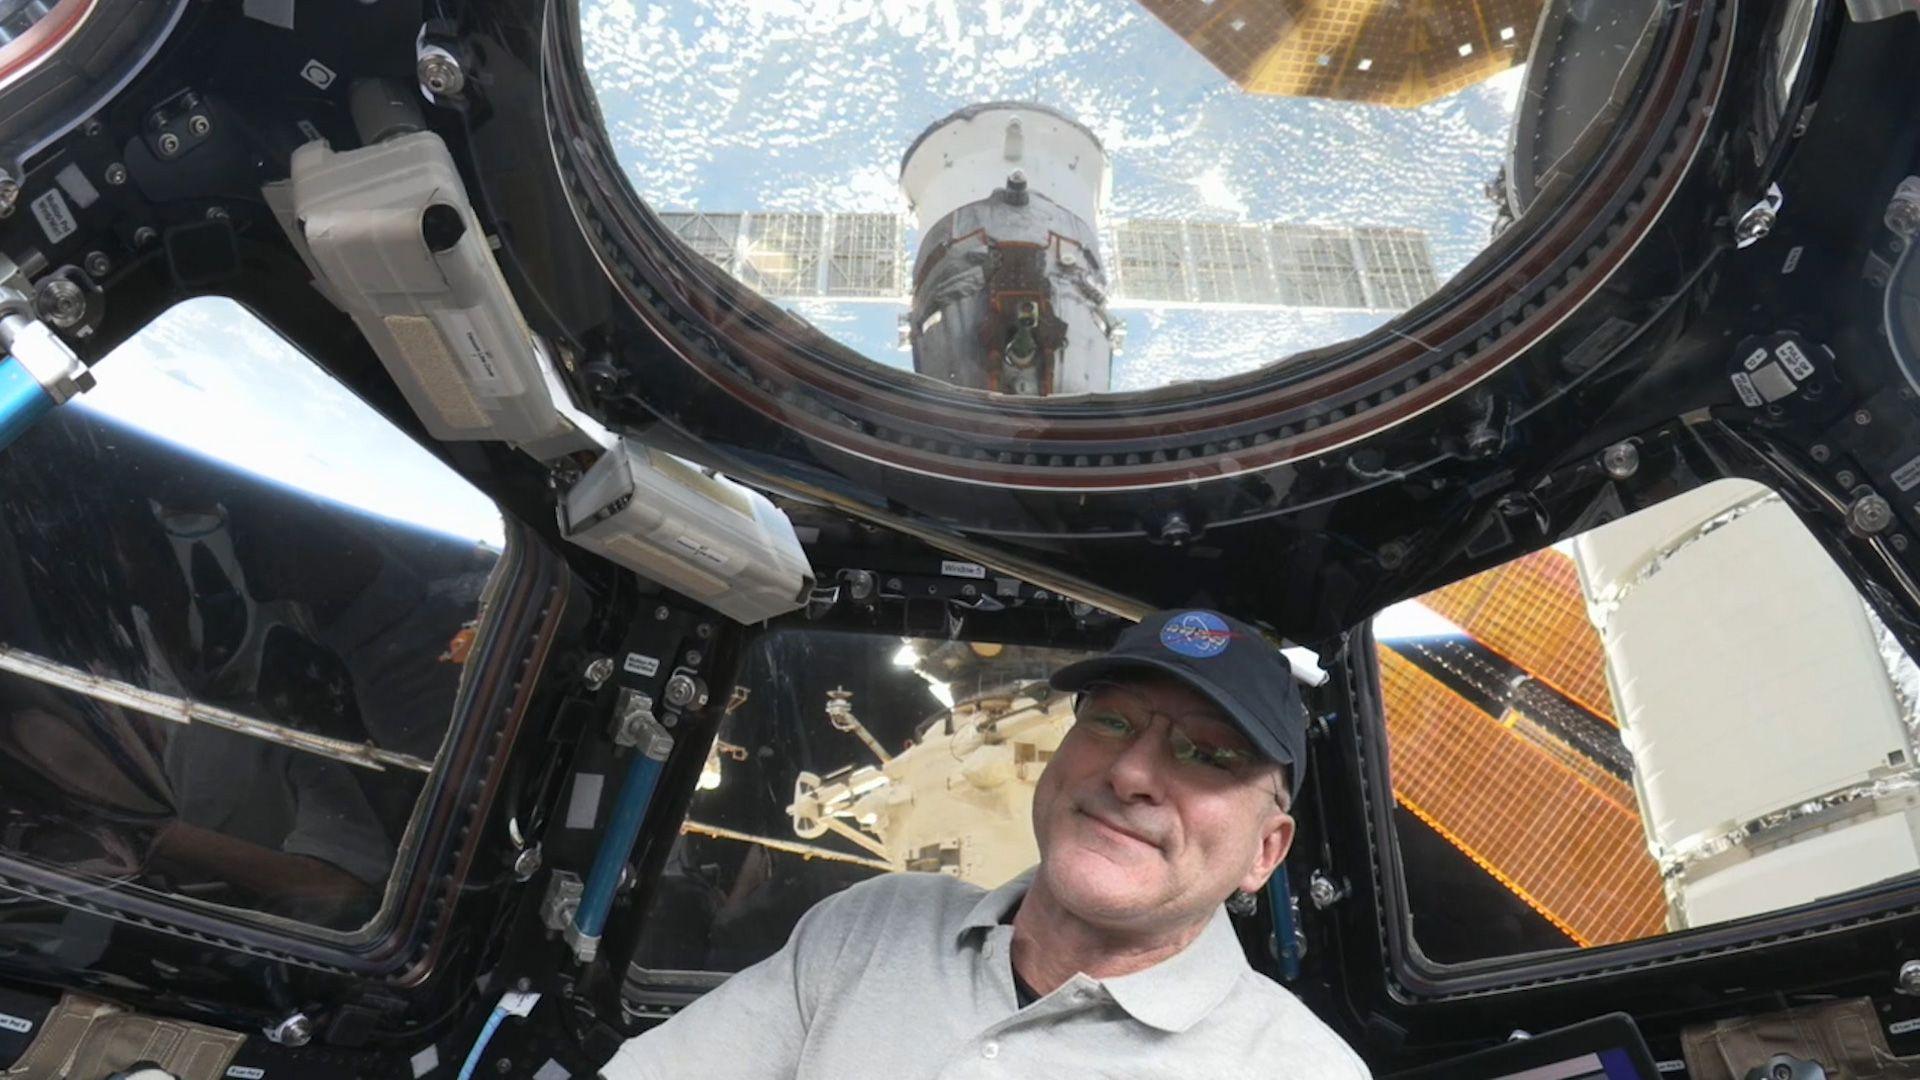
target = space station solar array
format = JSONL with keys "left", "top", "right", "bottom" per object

{"left": 654, "top": 211, "right": 1440, "bottom": 313}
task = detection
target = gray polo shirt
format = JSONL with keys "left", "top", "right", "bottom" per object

{"left": 603, "top": 868, "right": 1372, "bottom": 1079}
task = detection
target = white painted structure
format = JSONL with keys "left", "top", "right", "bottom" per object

{"left": 1573, "top": 479, "right": 1920, "bottom": 929}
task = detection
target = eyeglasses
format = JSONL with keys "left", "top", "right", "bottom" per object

{"left": 1071, "top": 679, "right": 1288, "bottom": 808}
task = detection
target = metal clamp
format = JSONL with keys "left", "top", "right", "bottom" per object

{"left": 612, "top": 689, "right": 672, "bottom": 758}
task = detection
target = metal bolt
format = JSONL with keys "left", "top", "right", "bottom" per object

{"left": 205, "top": 205, "right": 228, "bottom": 221}
{"left": 512, "top": 845, "right": 542, "bottom": 882}
{"left": 845, "top": 570, "right": 876, "bottom": 602}
{"left": 1810, "top": 444, "right": 1831, "bottom": 463}
{"left": 1848, "top": 494, "right": 1893, "bottom": 536}
{"left": 34, "top": 278, "right": 86, "bottom": 328}
{"left": 1855, "top": 409, "right": 1873, "bottom": 426}
{"left": 664, "top": 672, "right": 706, "bottom": 710}
{"left": 1888, "top": 183, "right": 1920, "bottom": 239}
{"left": 188, "top": 114, "right": 211, "bottom": 137}
{"left": 1837, "top": 470, "right": 1857, "bottom": 488}
{"left": 1900, "top": 959, "right": 1920, "bottom": 995}
{"left": 104, "top": 162, "right": 127, "bottom": 186}
{"left": 1601, "top": 441, "right": 1639, "bottom": 480}
{"left": 157, "top": 132, "right": 181, "bottom": 156}
{"left": 684, "top": 649, "right": 702, "bottom": 667}
{"left": 1307, "top": 871, "right": 1341, "bottom": 910}
{"left": 1735, "top": 203, "right": 1776, "bottom": 246}
{"left": 0, "top": 177, "right": 18, "bottom": 218}
{"left": 418, "top": 48, "right": 466, "bottom": 97}
{"left": 84, "top": 251, "right": 110, "bottom": 278}
{"left": 696, "top": 623, "right": 712, "bottom": 639}
{"left": 266, "top": 1012, "right": 313, "bottom": 1047}
{"left": 1894, "top": 534, "right": 1910, "bottom": 553}
{"left": 582, "top": 656, "right": 615, "bottom": 691}
{"left": 133, "top": 225, "right": 157, "bottom": 247}
{"left": 1159, "top": 512, "right": 1193, "bottom": 545}
{"left": 654, "top": 605, "right": 670, "bottom": 620}
{"left": 81, "top": 119, "right": 102, "bottom": 137}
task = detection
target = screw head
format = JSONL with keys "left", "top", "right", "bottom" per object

{"left": 1601, "top": 441, "right": 1639, "bottom": 480}
{"left": 133, "top": 225, "right": 157, "bottom": 247}
{"left": 34, "top": 278, "right": 86, "bottom": 328}
{"left": 1855, "top": 409, "right": 1874, "bottom": 426}
{"left": 418, "top": 51, "right": 466, "bottom": 97}
{"left": 1900, "top": 959, "right": 1920, "bottom": 994}
{"left": 267, "top": 1013, "right": 313, "bottom": 1047}
{"left": 0, "top": 178, "right": 19, "bottom": 218}
{"left": 1849, "top": 494, "right": 1894, "bottom": 536}
{"left": 1159, "top": 512, "right": 1193, "bottom": 545}
{"left": 512, "top": 845, "right": 543, "bottom": 882}
{"left": 684, "top": 649, "right": 703, "bottom": 667}
{"left": 188, "top": 114, "right": 211, "bottom": 137}
{"left": 1308, "top": 872, "right": 1340, "bottom": 910}
{"left": 1810, "top": 444, "right": 1831, "bottom": 463}
{"left": 84, "top": 252, "right": 110, "bottom": 278}
{"left": 664, "top": 672, "right": 706, "bottom": 710}
{"left": 157, "top": 132, "right": 181, "bottom": 156}
{"left": 654, "top": 604, "right": 670, "bottom": 620}
{"left": 1837, "top": 470, "right": 1857, "bottom": 488}
{"left": 1735, "top": 204, "right": 1776, "bottom": 246}
{"left": 104, "top": 162, "right": 127, "bottom": 186}
{"left": 205, "top": 205, "right": 229, "bottom": 221}
{"left": 582, "top": 656, "right": 615, "bottom": 690}
{"left": 1894, "top": 534, "right": 1910, "bottom": 553}
{"left": 1888, "top": 198, "right": 1920, "bottom": 240}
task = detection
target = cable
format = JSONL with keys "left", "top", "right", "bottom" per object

{"left": 454, "top": 990, "right": 541, "bottom": 1080}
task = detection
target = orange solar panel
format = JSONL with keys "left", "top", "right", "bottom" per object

{"left": 1379, "top": 649, "right": 1667, "bottom": 947}
{"left": 1423, "top": 548, "right": 1616, "bottom": 723}
{"left": 1135, "top": 0, "right": 1539, "bottom": 108}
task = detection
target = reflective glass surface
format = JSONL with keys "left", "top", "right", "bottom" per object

{"left": 633, "top": 629, "right": 1094, "bottom": 974}
{"left": 1375, "top": 480, "right": 1920, "bottom": 964}
{"left": 585, "top": 0, "right": 1662, "bottom": 395}
{"left": 0, "top": 299, "right": 505, "bottom": 932}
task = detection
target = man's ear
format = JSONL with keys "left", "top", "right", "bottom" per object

{"left": 1240, "top": 809, "right": 1295, "bottom": 894}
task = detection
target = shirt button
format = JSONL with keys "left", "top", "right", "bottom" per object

{"left": 982, "top": 1042, "right": 1000, "bottom": 1060}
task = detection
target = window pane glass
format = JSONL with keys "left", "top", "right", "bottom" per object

{"left": 1375, "top": 479, "right": 1920, "bottom": 963}
{"left": 0, "top": 298, "right": 506, "bottom": 932}
{"left": 584, "top": 0, "right": 1664, "bottom": 394}
{"left": 633, "top": 629, "right": 1094, "bottom": 974}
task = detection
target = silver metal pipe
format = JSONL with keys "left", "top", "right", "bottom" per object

{"left": 0, "top": 644, "right": 434, "bottom": 774}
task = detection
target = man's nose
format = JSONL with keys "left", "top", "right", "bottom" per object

{"left": 1105, "top": 722, "right": 1169, "bottom": 803}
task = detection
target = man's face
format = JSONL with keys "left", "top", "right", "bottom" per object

{"left": 1029, "top": 675, "right": 1295, "bottom": 934}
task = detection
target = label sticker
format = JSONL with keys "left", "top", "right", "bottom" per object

{"left": 1892, "top": 1017, "right": 1920, "bottom": 1035}
{"left": 940, "top": 560, "right": 986, "bottom": 579}
{"left": 565, "top": 773, "right": 604, "bottom": 830}
{"left": 1160, "top": 611, "right": 1233, "bottom": 658}
{"left": 0, "top": 1012, "right": 32, "bottom": 1034}
{"left": 1775, "top": 338, "right": 1815, "bottom": 381}
{"left": 1893, "top": 455, "right": 1920, "bottom": 493}
{"left": 54, "top": 163, "right": 98, "bottom": 209}
{"left": 1781, "top": 245, "right": 1804, "bottom": 274}
{"left": 623, "top": 653, "right": 660, "bottom": 678}
{"left": 299, "top": 59, "right": 337, "bottom": 90}
{"left": 1656, "top": 1061, "right": 1687, "bottom": 1074}
{"left": 227, "top": 1068, "right": 266, "bottom": 1079}
{"left": 1742, "top": 347, "right": 1770, "bottom": 372}
{"left": 1730, "top": 371, "right": 1762, "bottom": 408}
{"left": 1749, "top": 361, "right": 1796, "bottom": 403}
{"left": 409, "top": 1045, "right": 439, "bottom": 1079}
{"left": 30, "top": 189, "right": 75, "bottom": 245}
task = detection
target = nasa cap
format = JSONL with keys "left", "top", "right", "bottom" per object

{"left": 1050, "top": 609, "right": 1309, "bottom": 797}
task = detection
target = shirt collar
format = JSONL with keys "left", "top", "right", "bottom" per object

{"left": 955, "top": 866, "right": 1250, "bottom": 1034}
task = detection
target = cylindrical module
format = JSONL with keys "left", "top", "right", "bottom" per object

{"left": 900, "top": 103, "right": 1119, "bottom": 396}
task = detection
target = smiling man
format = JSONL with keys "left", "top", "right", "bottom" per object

{"left": 602, "top": 609, "right": 1371, "bottom": 1079}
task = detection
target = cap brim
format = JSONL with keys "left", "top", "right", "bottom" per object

{"left": 1050, "top": 655, "right": 1297, "bottom": 773}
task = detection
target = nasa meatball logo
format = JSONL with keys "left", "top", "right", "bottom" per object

{"left": 1160, "top": 611, "right": 1231, "bottom": 658}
